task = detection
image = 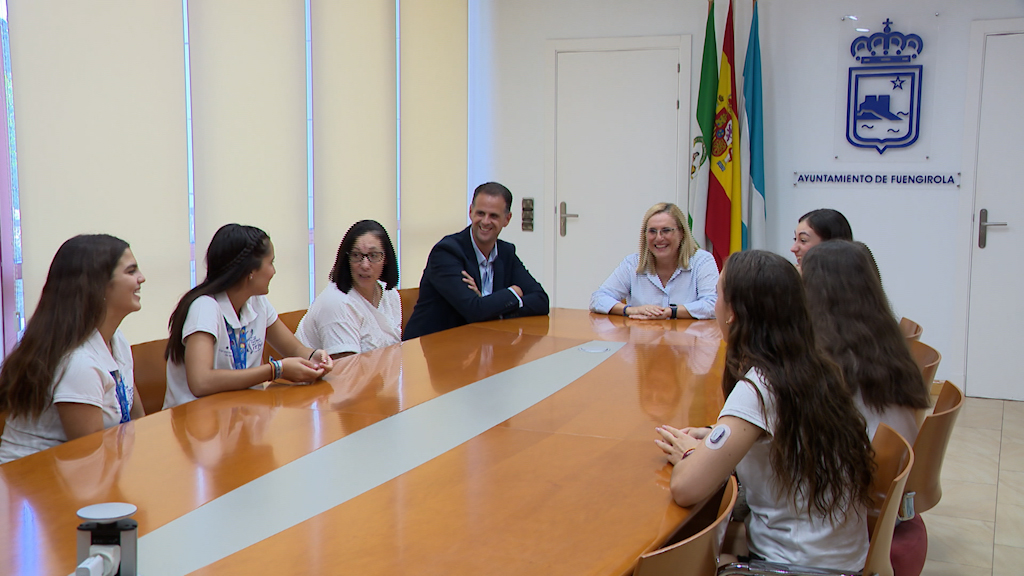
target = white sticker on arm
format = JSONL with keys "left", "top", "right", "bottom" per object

{"left": 705, "top": 424, "right": 731, "bottom": 450}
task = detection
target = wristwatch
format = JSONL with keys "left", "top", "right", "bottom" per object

{"left": 669, "top": 304, "right": 678, "bottom": 319}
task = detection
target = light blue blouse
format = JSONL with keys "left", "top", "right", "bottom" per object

{"left": 589, "top": 250, "right": 719, "bottom": 319}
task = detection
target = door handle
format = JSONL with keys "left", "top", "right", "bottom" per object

{"left": 559, "top": 202, "right": 579, "bottom": 237}
{"left": 978, "top": 208, "right": 1007, "bottom": 248}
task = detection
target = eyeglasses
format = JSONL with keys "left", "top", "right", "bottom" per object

{"left": 646, "top": 227, "right": 678, "bottom": 237}
{"left": 348, "top": 251, "right": 385, "bottom": 263}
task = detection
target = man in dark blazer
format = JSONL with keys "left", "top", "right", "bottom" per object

{"left": 403, "top": 182, "right": 549, "bottom": 340}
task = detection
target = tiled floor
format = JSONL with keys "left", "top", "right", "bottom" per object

{"left": 920, "top": 397, "right": 1024, "bottom": 576}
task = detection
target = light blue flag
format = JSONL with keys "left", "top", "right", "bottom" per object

{"left": 742, "top": 0, "right": 766, "bottom": 249}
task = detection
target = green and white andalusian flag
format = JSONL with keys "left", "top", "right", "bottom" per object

{"left": 688, "top": 0, "right": 718, "bottom": 250}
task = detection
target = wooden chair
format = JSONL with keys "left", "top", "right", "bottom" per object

{"left": 131, "top": 338, "right": 169, "bottom": 415}
{"left": 717, "top": 423, "right": 914, "bottom": 576}
{"left": 634, "top": 476, "right": 738, "bottom": 576}
{"left": 908, "top": 340, "right": 940, "bottom": 390}
{"left": 883, "top": 382, "right": 963, "bottom": 576}
{"left": 905, "top": 381, "right": 964, "bottom": 514}
{"left": 899, "top": 317, "right": 923, "bottom": 342}
{"left": 398, "top": 287, "right": 419, "bottom": 333}
{"left": 263, "top": 309, "right": 308, "bottom": 362}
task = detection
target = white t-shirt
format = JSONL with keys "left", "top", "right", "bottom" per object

{"left": 853, "top": 393, "right": 921, "bottom": 445}
{"left": 0, "top": 329, "right": 135, "bottom": 464}
{"left": 719, "top": 368, "right": 869, "bottom": 571}
{"left": 163, "top": 292, "right": 278, "bottom": 409}
{"left": 296, "top": 282, "right": 401, "bottom": 356}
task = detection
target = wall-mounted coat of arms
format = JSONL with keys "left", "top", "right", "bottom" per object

{"left": 846, "top": 19, "right": 923, "bottom": 154}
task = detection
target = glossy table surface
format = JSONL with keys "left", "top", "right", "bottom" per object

{"left": 0, "top": 309, "right": 725, "bottom": 576}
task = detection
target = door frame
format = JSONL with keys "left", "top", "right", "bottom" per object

{"left": 543, "top": 35, "right": 690, "bottom": 308}
{"left": 954, "top": 18, "right": 1024, "bottom": 394}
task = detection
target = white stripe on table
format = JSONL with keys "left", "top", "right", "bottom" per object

{"left": 138, "top": 340, "right": 624, "bottom": 576}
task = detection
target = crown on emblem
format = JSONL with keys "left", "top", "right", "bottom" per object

{"left": 850, "top": 19, "right": 923, "bottom": 64}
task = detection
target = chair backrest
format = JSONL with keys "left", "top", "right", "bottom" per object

{"left": 131, "top": 338, "right": 169, "bottom": 415}
{"left": 398, "top": 287, "right": 419, "bottom": 333}
{"left": 863, "top": 423, "right": 914, "bottom": 576}
{"left": 905, "top": 381, "right": 964, "bottom": 514}
{"left": 633, "top": 476, "right": 738, "bottom": 576}
{"left": 899, "top": 317, "right": 923, "bottom": 341}
{"left": 263, "top": 309, "right": 308, "bottom": 363}
{"left": 277, "top": 309, "right": 307, "bottom": 333}
{"left": 908, "top": 340, "right": 941, "bottom": 389}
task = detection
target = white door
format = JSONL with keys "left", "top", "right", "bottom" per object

{"left": 965, "top": 32, "right": 1024, "bottom": 400}
{"left": 553, "top": 43, "right": 688, "bottom": 310}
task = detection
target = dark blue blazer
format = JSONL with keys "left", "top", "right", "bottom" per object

{"left": 403, "top": 227, "right": 549, "bottom": 340}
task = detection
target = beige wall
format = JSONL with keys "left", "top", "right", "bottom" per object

{"left": 7, "top": 0, "right": 467, "bottom": 344}
{"left": 188, "top": 0, "right": 310, "bottom": 315}
{"left": 399, "top": 0, "right": 469, "bottom": 288}
{"left": 311, "top": 0, "right": 398, "bottom": 293}
{"left": 9, "top": 0, "right": 190, "bottom": 344}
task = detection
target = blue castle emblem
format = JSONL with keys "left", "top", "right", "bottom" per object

{"left": 846, "top": 19, "right": 923, "bottom": 154}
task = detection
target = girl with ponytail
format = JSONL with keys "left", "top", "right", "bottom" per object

{"left": 163, "top": 224, "right": 332, "bottom": 408}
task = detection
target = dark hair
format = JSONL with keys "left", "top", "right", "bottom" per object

{"left": 799, "top": 209, "right": 853, "bottom": 241}
{"left": 330, "top": 220, "right": 399, "bottom": 293}
{"left": 471, "top": 182, "right": 513, "bottom": 214}
{"left": 802, "top": 240, "right": 930, "bottom": 412}
{"left": 720, "top": 250, "right": 874, "bottom": 521}
{"left": 166, "top": 224, "right": 270, "bottom": 363}
{"left": 0, "top": 235, "right": 129, "bottom": 418}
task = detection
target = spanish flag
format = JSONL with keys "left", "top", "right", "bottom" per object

{"left": 705, "top": 0, "right": 742, "bottom": 268}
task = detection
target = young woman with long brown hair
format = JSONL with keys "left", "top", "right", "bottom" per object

{"left": 802, "top": 240, "right": 930, "bottom": 443}
{"left": 655, "top": 250, "right": 874, "bottom": 570}
{"left": 0, "top": 235, "right": 146, "bottom": 463}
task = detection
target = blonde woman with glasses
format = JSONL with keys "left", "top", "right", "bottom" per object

{"left": 296, "top": 220, "right": 401, "bottom": 359}
{"left": 590, "top": 203, "right": 718, "bottom": 320}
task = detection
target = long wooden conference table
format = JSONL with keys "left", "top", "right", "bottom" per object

{"left": 0, "top": 308, "right": 725, "bottom": 576}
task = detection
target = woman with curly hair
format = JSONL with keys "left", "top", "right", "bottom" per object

{"left": 655, "top": 250, "right": 874, "bottom": 570}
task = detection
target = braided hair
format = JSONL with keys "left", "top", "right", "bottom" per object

{"left": 166, "top": 224, "right": 271, "bottom": 363}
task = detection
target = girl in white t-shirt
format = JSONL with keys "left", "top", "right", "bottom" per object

{"left": 802, "top": 240, "right": 931, "bottom": 444}
{"left": 655, "top": 250, "right": 875, "bottom": 571}
{"left": 0, "top": 235, "right": 146, "bottom": 463}
{"left": 163, "top": 224, "right": 332, "bottom": 409}
{"left": 296, "top": 220, "right": 401, "bottom": 358}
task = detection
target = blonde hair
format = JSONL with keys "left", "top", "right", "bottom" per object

{"left": 637, "top": 203, "right": 698, "bottom": 273}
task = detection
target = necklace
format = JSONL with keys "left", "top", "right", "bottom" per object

{"left": 358, "top": 282, "right": 382, "bottom": 308}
